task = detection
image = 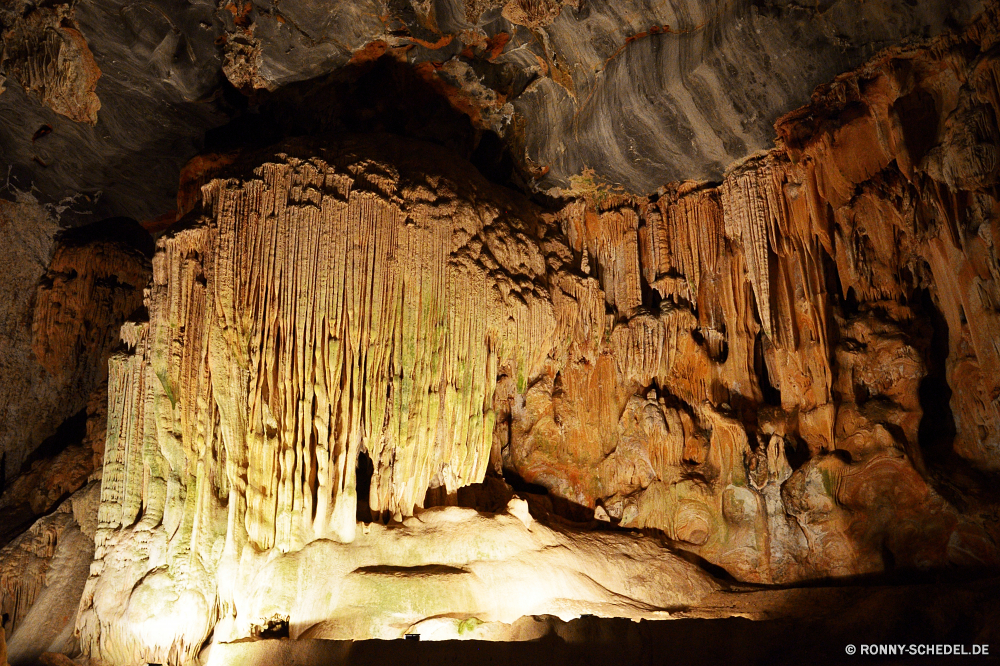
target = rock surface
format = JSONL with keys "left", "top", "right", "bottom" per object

{"left": 0, "top": 1, "right": 101, "bottom": 123}
{"left": 505, "top": 4, "right": 1000, "bottom": 583}
{"left": 79, "top": 7, "right": 1000, "bottom": 651}
{"left": 0, "top": 0, "right": 988, "bottom": 221}
{"left": 0, "top": 214, "right": 150, "bottom": 497}
{"left": 0, "top": 193, "right": 58, "bottom": 489}
{"left": 78, "top": 133, "right": 679, "bottom": 664}
{"left": 0, "top": 486, "right": 96, "bottom": 666}
{"left": 0, "top": 1, "right": 997, "bottom": 665}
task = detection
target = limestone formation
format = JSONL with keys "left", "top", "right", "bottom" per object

{"left": 79, "top": 134, "right": 632, "bottom": 664}
{"left": 0, "top": 215, "right": 149, "bottom": 664}
{"left": 507, "top": 4, "right": 1000, "bottom": 583}
{"left": 0, "top": 1, "right": 101, "bottom": 123}
{"left": 0, "top": 487, "right": 95, "bottom": 664}
{"left": 31, "top": 221, "right": 151, "bottom": 390}
{"left": 0, "top": 215, "right": 149, "bottom": 524}
{"left": 66, "top": 6, "right": 1000, "bottom": 663}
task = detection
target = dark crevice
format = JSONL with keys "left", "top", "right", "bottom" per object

{"left": 912, "top": 289, "right": 1000, "bottom": 507}
{"left": 253, "top": 615, "right": 290, "bottom": 639}
{"left": 831, "top": 449, "right": 853, "bottom": 464}
{"left": 204, "top": 56, "right": 527, "bottom": 195}
{"left": 754, "top": 334, "right": 781, "bottom": 407}
{"left": 501, "top": 468, "right": 596, "bottom": 523}
{"left": 18, "top": 408, "right": 87, "bottom": 477}
{"left": 670, "top": 546, "right": 743, "bottom": 585}
{"left": 783, "top": 436, "right": 810, "bottom": 471}
{"left": 356, "top": 449, "right": 374, "bottom": 524}
{"left": 502, "top": 467, "right": 552, "bottom": 497}
{"left": 893, "top": 88, "right": 939, "bottom": 166}
{"left": 915, "top": 289, "right": 956, "bottom": 470}
{"left": 55, "top": 216, "right": 155, "bottom": 258}
{"left": 843, "top": 286, "right": 860, "bottom": 317}
{"left": 0, "top": 408, "right": 89, "bottom": 548}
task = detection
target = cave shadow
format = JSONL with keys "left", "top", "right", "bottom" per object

{"left": 914, "top": 288, "right": 1000, "bottom": 508}
{"left": 204, "top": 55, "right": 525, "bottom": 197}
{"left": 53, "top": 215, "right": 156, "bottom": 258}
{"left": 226, "top": 577, "right": 1000, "bottom": 666}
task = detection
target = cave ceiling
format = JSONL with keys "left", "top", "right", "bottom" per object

{"left": 0, "top": 0, "right": 985, "bottom": 222}
{"left": 2, "top": 0, "right": 1000, "bottom": 664}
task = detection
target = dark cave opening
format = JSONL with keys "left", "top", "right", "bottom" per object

{"left": 893, "top": 88, "right": 940, "bottom": 166}
{"left": 754, "top": 333, "right": 782, "bottom": 407}
{"left": 912, "top": 288, "right": 1000, "bottom": 507}
{"left": 204, "top": 56, "right": 525, "bottom": 196}
{"left": 843, "top": 286, "right": 860, "bottom": 318}
{"left": 356, "top": 449, "right": 374, "bottom": 524}
{"left": 252, "top": 615, "right": 290, "bottom": 640}
{"left": 915, "top": 288, "right": 956, "bottom": 471}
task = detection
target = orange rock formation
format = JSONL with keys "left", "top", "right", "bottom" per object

{"left": 76, "top": 6, "right": 1000, "bottom": 664}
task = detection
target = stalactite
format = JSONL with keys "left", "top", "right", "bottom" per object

{"left": 75, "top": 8, "right": 1000, "bottom": 662}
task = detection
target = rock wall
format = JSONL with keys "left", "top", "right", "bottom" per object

{"left": 0, "top": 216, "right": 150, "bottom": 665}
{"left": 78, "top": 6, "right": 1000, "bottom": 664}
{"left": 0, "top": 486, "right": 97, "bottom": 665}
{"left": 0, "top": 1, "right": 101, "bottom": 124}
{"left": 0, "top": 194, "right": 58, "bottom": 489}
{"left": 78, "top": 134, "right": 691, "bottom": 665}
{"left": 508, "top": 6, "right": 1000, "bottom": 583}
{"left": 0, "top": 215, "right": 150, "bottom": 493}
{"left": 0, "top": 0, "right": 987, "bottom": 224}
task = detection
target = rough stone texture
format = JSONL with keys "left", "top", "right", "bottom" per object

{"left": 0, "top": 1, "right": 101, "bottom": 123}
{"left": 504, "top": 4, "right": 1000, "bottom": 583}
{"left": 0, "top": 383, "right": 108, "bottom": 552}
{"left": 31, "top": 222, "right": 152, "bottom": 391}
{"left": 0, "top": 193, "right": 58, "bottom": 488}
{"left": 0, "top": 0, "right": 225, "bottom": 223}
{"left": 0, "top": 215, "right": 150, "bottom": 497}
{"left": 73, "top": 5, "right": 1000, "bottom": 661}
{"left": 197, "top": 0, "right": 993, "bottom": 193}
{"left": 0, "top": 487, "right": 94, "bottom": 665}
{"left": 0, "top": 0, "right": 987, "bottom": 222}
{"left": 79, "top": 134, "right": 705, "bottom": 665}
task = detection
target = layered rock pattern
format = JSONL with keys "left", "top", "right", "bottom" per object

{"left": 506, "top": 6, "right": 1000, "bottom": 582}
{"left": 211, "top": 0, "right": 987, "bottom": 192}
{"left": 0, "top": 1, "right": 101, "bottom": 124}
{"left": 0, "top": 207, "right": 149, "bottom": 492}
{"left": 79, "top": 8, "right": 1000, "bottom": 665}
{"left": 79, "top": 135, "right": 611, "bottom": 664}
{"left": 0, "top": 0, "right": 988, "bottom": 223}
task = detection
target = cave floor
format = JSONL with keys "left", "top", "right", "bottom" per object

{"left": 203, "top": 572, "right": 1000, "bottom": 666}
